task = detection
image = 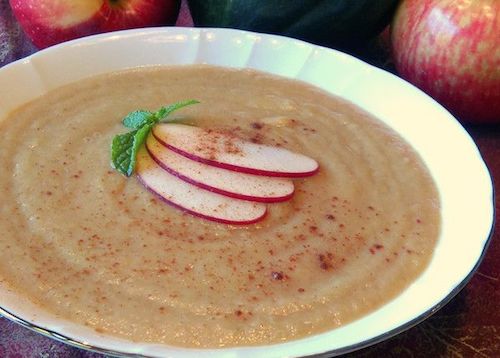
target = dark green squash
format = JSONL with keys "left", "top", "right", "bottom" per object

{"left": 187, "top": 0, "right": 399, "bottom": 52}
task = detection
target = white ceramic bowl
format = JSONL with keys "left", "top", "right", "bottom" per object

{"left": 0, "top": 27, "right": 494, "bottom": 357}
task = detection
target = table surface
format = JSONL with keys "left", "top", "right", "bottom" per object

{"left": 1, "top": 1, "right": 499, "bottom": 357}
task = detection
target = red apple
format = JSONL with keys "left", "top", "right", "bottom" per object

{"left": 391, "top": 0, "right": 500, "bottom": 123}
{"left": 9, "top": 0, "right": 181, "bottom": 49}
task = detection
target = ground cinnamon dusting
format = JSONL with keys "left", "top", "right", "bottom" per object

{"left": 0, "top": 65, "right": 440, "bottom": 348}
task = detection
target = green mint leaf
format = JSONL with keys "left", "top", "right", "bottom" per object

{"left": 155, "top": 99, "right": 200, "bottom": 121}
{"left": 111, "top": 130, "right": 137, "bottom": 176}
{"left": 122, "top": 110, "right": 154, "bottom": 129}
{"left": 111, "top": 124, "right": 151, "bottom": 176}
{"left": 128, "top": 124, "right": 152, "bottom": 175}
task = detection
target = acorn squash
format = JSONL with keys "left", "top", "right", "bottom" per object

{"left": 187, "top": 0, "right": 399, "bottom": 51}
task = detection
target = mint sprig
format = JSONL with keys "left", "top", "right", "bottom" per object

{"left": 111, "top": 99, "right": 199, "bottom": 176}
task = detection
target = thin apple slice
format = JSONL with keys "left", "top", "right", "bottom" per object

{"left": 135, "top": 147, "right": 267, "bottom": 225}
{"left": 145, "top": 135, "right": 294, "bottom": 203}
{"left": 152, "top": 124, "right": 319, "bottom": 177}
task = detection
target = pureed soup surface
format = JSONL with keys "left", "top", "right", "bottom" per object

{"left": 0, "top": 65, "right": 440, "bottom": 347}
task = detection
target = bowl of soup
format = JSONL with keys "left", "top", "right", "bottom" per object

{"left": 0, "top": 27, "right": 493, "bottom": 357}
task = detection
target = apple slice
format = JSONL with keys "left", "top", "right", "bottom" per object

{"left": 135, "top": 147, "right": 267, "bottom": 225}
{"left": 152, "top": 124, "right": 319, "bottom": 177}
{"left": 145, "top": 135, "right": 294, "bottom": 203}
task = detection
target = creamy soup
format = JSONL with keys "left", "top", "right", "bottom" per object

{"left": 0, "top": 66, "right": 440, "bottom": 347}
